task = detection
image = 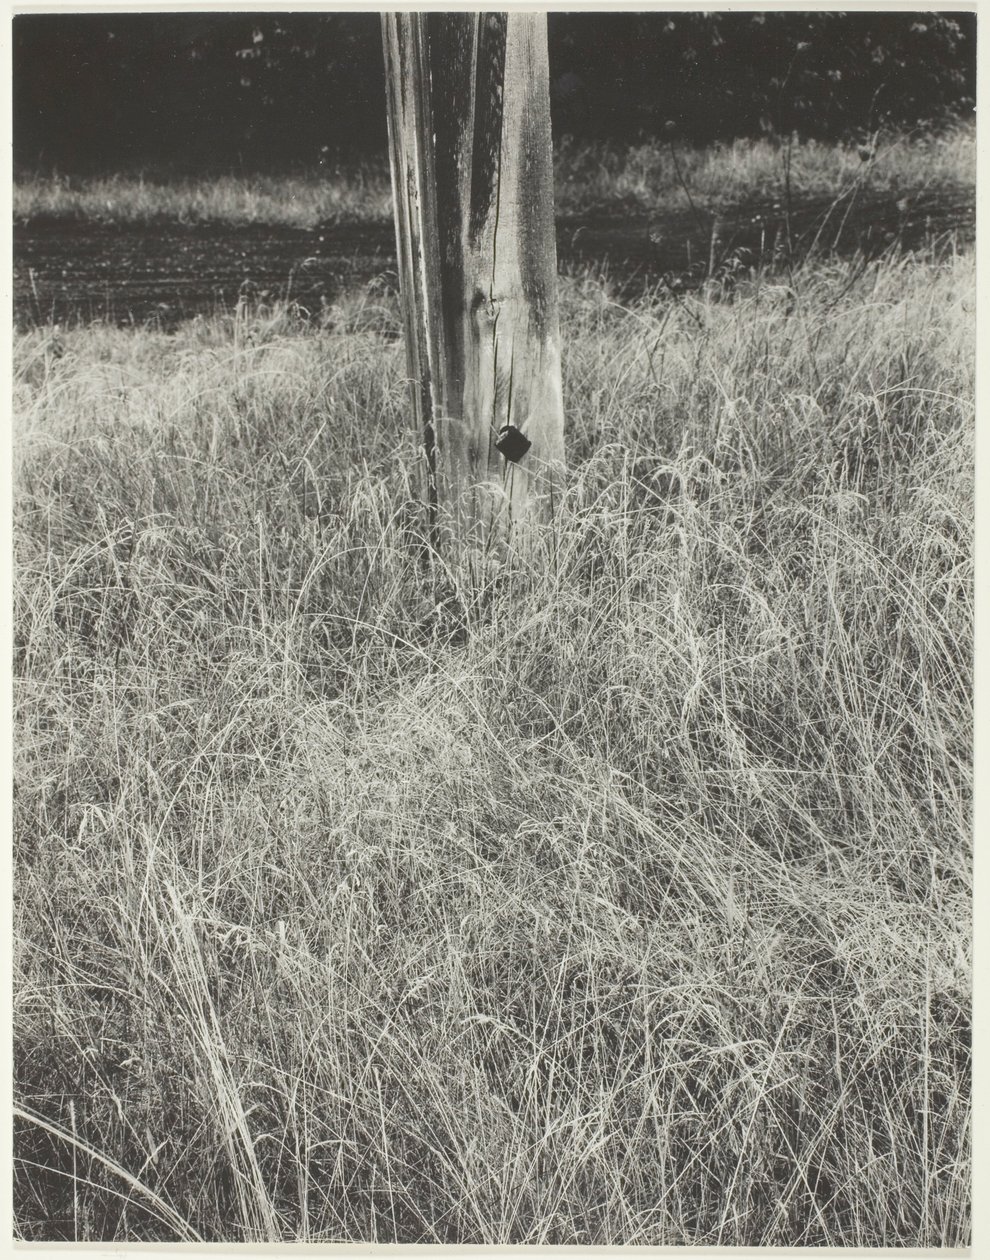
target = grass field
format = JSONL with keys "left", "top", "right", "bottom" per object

{"left": 13, "top": 122, "right": 975, "bottom": 226}
{"left": 12, "top": 143, "right": 973, "bottom": 1243}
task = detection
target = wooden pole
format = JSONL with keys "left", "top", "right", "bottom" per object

{"left": 382, "top": 12, "right": 565, "bottom": 563}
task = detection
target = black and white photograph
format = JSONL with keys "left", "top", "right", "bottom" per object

{"left": 10, "top": 3, "right": 976, "bottom": 1247}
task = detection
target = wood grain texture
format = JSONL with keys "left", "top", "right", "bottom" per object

{"left": 382, "top": 12, "right": 565, "bottom": 557}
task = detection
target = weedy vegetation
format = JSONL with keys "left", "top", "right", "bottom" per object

{"left": 13, "top": 121, "right": 975, "bottom": 226}
{"left": 13, "top": 140, "right": 973, "bottom": 1244}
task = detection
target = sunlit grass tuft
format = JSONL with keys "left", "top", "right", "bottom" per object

{"left": 12, "top": 169, "right": 394, "bottom": 227}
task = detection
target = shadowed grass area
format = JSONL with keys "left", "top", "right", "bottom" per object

{"left": 13, "top": 122, "right": 974, "bottom": 226}
{"left": 13, "top": 241, "right": 972, "bottom": 1243}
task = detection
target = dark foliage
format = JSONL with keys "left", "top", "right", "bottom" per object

{"left": 549, "top": 11, "right": 975, "bottom": 142}
{"left": 13, "top": 11, "right": 976, "bottom": 174}
{"left": 13, "top": 12, "right": 387, "bottom": 174}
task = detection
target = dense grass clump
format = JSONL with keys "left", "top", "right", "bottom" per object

{"left": 13, "top": 242, "right": 972, "bottom": 1244}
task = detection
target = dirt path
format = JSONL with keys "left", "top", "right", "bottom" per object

{"left": 13, "top": 187, "right": 973, "bottom": 329}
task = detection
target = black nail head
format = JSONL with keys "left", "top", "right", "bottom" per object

{"left": 494, "top": 425, "right": 532, "bottom": 463}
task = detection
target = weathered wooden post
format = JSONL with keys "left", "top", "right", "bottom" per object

{"left": 382, "top": 12, "right": 565, "bottom": 566}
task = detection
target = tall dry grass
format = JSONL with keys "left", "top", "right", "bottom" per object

{"left": 13, "top": 240, "right": 972, "bottom": 1243}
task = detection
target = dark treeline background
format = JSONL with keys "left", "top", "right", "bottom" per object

{"left": 13, "top": 10, "right": 976, "bottom": 175}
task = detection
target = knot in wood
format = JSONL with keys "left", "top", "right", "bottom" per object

{"left": 472, "top": 290, "right": 500, "bottom": 327}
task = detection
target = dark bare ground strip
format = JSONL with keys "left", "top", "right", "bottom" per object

{"left": 13, "top": 188, "right": 974, "bottom": 329}
{"left": 13, "top": 221, "right": 393, "bottom": 330}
